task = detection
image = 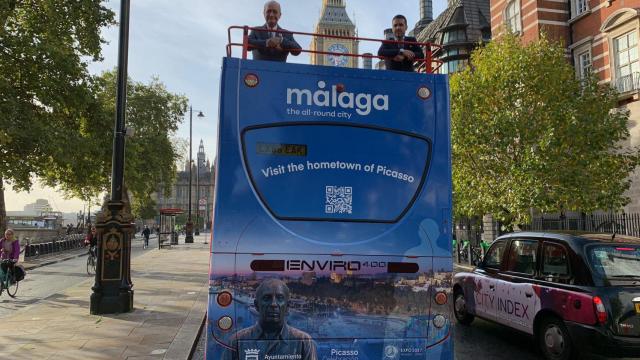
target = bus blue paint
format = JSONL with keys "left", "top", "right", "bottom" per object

{"left": 207, "top": 57, "right": 453, "bottom": 360}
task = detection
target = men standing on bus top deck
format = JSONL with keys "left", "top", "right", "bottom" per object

{"left": 249, "top": 1, "right": 302, "bottom": 62}
{"left": 377, "top": 15, "right": 424, "bottom": 72}
{"left": 222, "top": 278, "right": 317, "bottom": 360}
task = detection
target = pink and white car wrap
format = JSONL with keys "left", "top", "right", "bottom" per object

{"left": 455, "top": 273, "right": 597, "bottom": 334}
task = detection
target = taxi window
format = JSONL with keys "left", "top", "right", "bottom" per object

{"left": 484, "top": 240, "right": 507, "bottom": 269}
{"left": 506, "top": 240, "right": 538, "bottom": 275}
{"left": 588, "top": 245, "right": 640, "bottom": 279}
{"left": 542, "top": 243, "right": 570, "bottom": 281}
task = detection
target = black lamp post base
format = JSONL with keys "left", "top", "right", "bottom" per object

{"left": 90, "top": 290, "right": 134, "bottom": 314}
{"left": 90, "top": 200, "right": 134, "bottom": 315}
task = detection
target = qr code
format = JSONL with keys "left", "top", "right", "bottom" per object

{"left": 325, "top": 186, "right": 353, "bottom": 214}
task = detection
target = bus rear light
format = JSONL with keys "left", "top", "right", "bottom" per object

{"left": 217, "top": 291, "right": 233, "bottom": 307}
{"left": 244, "top": 73, "right": 259, "bottom": 88}
{"left": 593, "top": 296, "right": 607, "bottom": 324}
{"left": 218, "top": 316, "right": 233, "bottom": 331}
{"left": 435, "top": 291, "right": 448, "bottom": 305}
{"left": 433, "top": 314, "right": 446, "bottom": 328}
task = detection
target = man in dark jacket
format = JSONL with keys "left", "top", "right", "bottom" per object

{"left": 142, "top": 225, "right": 151, "bottom": 249}
{"left": 248, "top": 1, "right": 302, "bottom": 62}
{"left": 377, "top": 15, "right": 424, "bottom": 72}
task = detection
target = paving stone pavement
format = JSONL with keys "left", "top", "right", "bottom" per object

{"left": 1, "top": 236, "right": 210, "bottom": 360}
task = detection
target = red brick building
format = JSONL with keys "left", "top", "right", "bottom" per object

{"left": 492, "top": 0, "right": 640, "bottom": 212}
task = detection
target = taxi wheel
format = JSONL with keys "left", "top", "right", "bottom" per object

{"left": 453, "top": 291, "right": 474, "bottom": 325}
{"left": 538, "top": 317, "right": 573, "bottom": 360}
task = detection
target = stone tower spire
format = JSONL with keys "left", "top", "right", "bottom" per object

{"left": 197, "top": 140, "right": 206, "bottom": 173}
{"left": 311, "top": 0, "right": 358, "bottom": 68}
{"left": 323, "top": 0, "right": 345, "bottom": 6}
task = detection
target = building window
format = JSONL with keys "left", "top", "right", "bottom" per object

{"left": 505, "top": 1, "right": 521, "bottom": 33}
{"left": 614, "top": 31, "right": 640, "bottom": 93}
{"left": 443, "top": 29, "right": 466, "bottom": 44}
{"left": 481, "top": 27, "right": 491, "bottom": 42}
{"left": 439, "top": 59, "right": 467, "bottom": 74}
{"left": 577, "top": 50, "right": 591, "bottom": 79}
{"left": 576, "top": 0, "right": 588, "bottom": 16}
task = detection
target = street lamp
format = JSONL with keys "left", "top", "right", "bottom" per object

{"left": 185, "top": 106, "right": 204, "bottom": 243}
{"left": 90, "top": 0, "right": 134, "bottom": 314}
{"left": 195, "top": 156, "right": 200, "bottom": 236}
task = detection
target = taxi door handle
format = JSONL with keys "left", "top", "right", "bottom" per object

{"left": 489, "top": 285, "right": 495, "bottom": 290}
{"left": 525, "top": 292, "right": 533, "bottom": 298}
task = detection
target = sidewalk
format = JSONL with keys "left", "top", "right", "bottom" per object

{"left": 2, "top": 235, "right": 210, "bottom": 360}
{"left": 21, "top": 248, "right": 89, "bottom": 271}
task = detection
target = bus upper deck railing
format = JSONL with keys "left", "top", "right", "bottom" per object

{"left": 227, "top": 26, "right": 443, "bottom": 74}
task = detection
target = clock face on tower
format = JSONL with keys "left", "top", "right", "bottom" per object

{"left": 327, "top": 43, "right": 349, "bottom": 67}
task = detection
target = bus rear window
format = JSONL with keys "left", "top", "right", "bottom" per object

{"left": 242, "top": 123, "right": 431, "bottom": 222}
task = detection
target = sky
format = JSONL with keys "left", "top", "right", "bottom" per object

{"left": 5, "top": 0, "right": 447, "bottom": 213}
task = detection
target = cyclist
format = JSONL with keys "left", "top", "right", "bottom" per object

{"left": 85, "top": 226, "right": 98, "bottom": 260}
{"left": 142, "top": 225, "right": 150, "bottom": 249}
{"left": 0, "top": 229, "right": 25, "bottom": 282}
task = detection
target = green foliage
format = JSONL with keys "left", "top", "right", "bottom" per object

{"left": 0, "top": 0, "right": 115, "bottom": 190}
{"left": 133, "top": 198, "right": 158, "bottom": 220}
{"left": 41, "top": 70, "right": 188, "bottom": 218}
{"left": 450, "top": 33, "right": 640, "bottom": 227}
{"left": 0, "top": 0, "right": 114, "bottom": 232}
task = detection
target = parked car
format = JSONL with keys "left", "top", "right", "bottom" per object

{"left": 453, "top": 231, "right": 640, "bottom": 359}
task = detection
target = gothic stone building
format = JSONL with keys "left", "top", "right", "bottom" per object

{"left": 154, "top": 140, "right": 215, "bottom": 229}
{"left": 416, "top": 0, "right": 491, "bottom": 74}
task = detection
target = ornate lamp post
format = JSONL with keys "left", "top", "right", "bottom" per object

{"left": 90, "top": 0, "right": 134, "bottom": 314}
{"left": 185, "top": 107, "right": 204, "bottom": 243}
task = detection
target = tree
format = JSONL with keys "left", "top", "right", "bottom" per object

{"left": 450, "top": 33, "right": 640, "bottom": 227}
{"left": 0, "top": 1, "right": 115, "bottom": 233}
{"left": 41, "top": 70, "right": 188, "bottom": 220}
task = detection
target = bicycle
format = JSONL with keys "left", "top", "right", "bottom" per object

{"left": 0, "top": 259, "right": 19, "bottom": 298}
{"left": 86, "top": 245, "right": 97, "bottom": 275}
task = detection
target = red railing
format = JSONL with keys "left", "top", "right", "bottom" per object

{"left": 227, "top": 26, "right": 443, "bottom": 74}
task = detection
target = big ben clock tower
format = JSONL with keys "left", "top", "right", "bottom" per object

{"left": 311, "top": 0, "right": 359, "bottom": 68}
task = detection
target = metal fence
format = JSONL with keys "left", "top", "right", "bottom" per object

{"left": 451, "top": 212, "right": 640, "bottom": 267}
{"left": 520, "top": 212, "right": 640, "bottom": 237}
{"left": 453, "top": 217, "right": 483, "bottom": 246}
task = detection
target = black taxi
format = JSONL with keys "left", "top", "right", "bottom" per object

{"left": 453, "top": 231, "right": 640, "bottom": 359}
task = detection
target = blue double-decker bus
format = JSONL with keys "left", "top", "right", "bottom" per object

{"left": 207, "top": 28, "right": 453, "bottom": 360}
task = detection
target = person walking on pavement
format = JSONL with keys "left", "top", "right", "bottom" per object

{"left": 142, "top": 225, "right": 151, "bottom": 249}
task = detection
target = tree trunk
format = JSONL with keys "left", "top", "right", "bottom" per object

{"left": 0, "top": 177, "right": 6, "bottom": 234}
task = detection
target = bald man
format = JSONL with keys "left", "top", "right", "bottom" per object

{"left": 221, "top": 279, "right": 317, "bottom": 360}
{"left": 248, "top": 1, "right": 302, "bottom": 62}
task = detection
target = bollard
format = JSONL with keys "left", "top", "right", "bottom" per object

{"left": 24, "top": 244, "right": 31, "bottom": 258}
